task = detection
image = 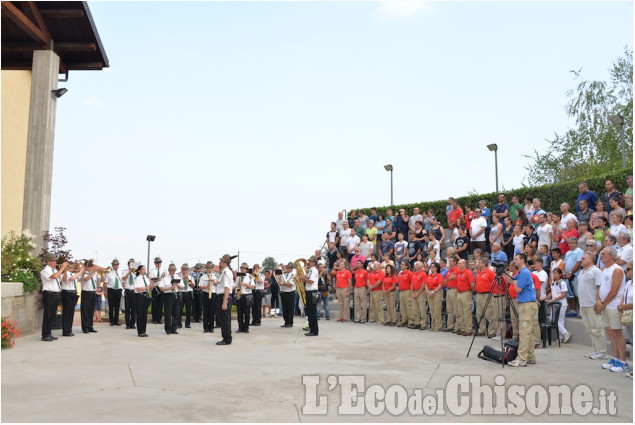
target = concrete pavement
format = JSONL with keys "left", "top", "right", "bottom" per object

{"left": 1, "top": 313, "right": 632, "bottom": 423}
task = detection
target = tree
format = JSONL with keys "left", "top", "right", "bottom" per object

{"left": 261, "top": 256, "right": 277, "bottom": 271}
{"left": 39, "top": 227, "right": 73, "bottom": 265}
{"left": 524, "top": 47, "right": 633, "bottom": 186}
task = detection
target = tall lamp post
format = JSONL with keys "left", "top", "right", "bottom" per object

{"left": 487, "top": 144, "right": 499, "bottom": 193}
{"left": 384, "top": 164, "right": 393, "bottom": 205}
{"left": 609, "top": 114, "right": 626, "bottom": 169}
{"left": 146, "top": 235, "right": 156, "bottom": 271}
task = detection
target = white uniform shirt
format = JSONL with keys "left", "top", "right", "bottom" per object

{"left": 199, "top": 272, "right": 215, "bottom": 293}
{"left": 148, "top": 267, "right": 166, "bottom": 282}
{"left": 577, "top": 266, "right": 602, "bottom": 307}
{"left": 61, "top": 271, "right": 81, "bottom": 291}
{"left": 237, "top": 274, "right": 254, "bottom": 295}
{"left": 217, "top": 268, "right": 233, "bottom": 295}
{"left": 40, "top": 265, "right": 61, "bottom": 292}
{"left": 550, "top": 280, "right": 568, "bottom": 307}
{"left": 254, "top": 273, "right": 265, "bottom": 290}
{"left": 306, "top": 266, "right": 319, "bottom": 291}
{"left": 159, "top": 273, "right": 180, "bottom": 293}
{"left": 179, "top": 273, "right": 194, "bottom": 292}
{"left": 280, "top": 270, "right": 296, "bottom": 292}
{"left": 134, "top": 274, "right": 151, "bottom": 295}
{"left": 347, "top": 235, "right": 361, "bottom": 252}
{"left": 122, "top": 268, "right": 136, "bottom": 290}
{"left": 81, "top": 273, "right": 100, "bottom": 292}
{"left": 104, "top": 269, "right": 123, "bottom": 290}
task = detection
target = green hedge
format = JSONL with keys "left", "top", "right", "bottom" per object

{"left": 357, "top": 168, "right": 633, "bottom": 228}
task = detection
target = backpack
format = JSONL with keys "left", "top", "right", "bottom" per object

{"left": 478, "top": 340, "right": 519, "bottom": 364}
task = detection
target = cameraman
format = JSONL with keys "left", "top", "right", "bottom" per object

{"left": 507, "top": 254, "right": 537, "bottom": 367}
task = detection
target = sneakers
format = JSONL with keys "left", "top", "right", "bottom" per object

{"left": 562, "top": 332, "right": 572, "bottom": 344}
{"left": 590, "top": 352, "right": 608, "bottom": 360}
{"left": 565, "top": 311, "right": 577, "bottom": 317}
{"left": 508, "top": 359, "right": 527, "bottom": 367}
{"left": 491, "top": 335, "right": 501, "bottom": 341}
{"left": 527, "top": 358, "right": 537, "bottom": 365}
{"left": 602, "top": 358, "right": 618, "bottom": 369}
{"left": 610, "top": 361, "right": 630, "bottom": 373}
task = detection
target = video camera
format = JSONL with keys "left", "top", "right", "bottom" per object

{"left": 491, "top": 261, "right": 507, "bottom": 276}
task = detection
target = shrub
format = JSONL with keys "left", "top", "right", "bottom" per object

{"left": 1, "top": 231, "right": 42, "bottom": 293}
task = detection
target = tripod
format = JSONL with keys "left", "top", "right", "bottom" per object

{"left": 466, "top": 271, "right": 519, "bottom": 367}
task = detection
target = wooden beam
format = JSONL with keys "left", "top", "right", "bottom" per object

{"left": 24, "top": 2, "right": 51, "bottom": 40}
{"left": 39, "top": 9, "right": 85, "bottom": 19}
{"left": 1, "top": 62, "right": 33, "bottom": 70}
{"left": 55, "top": 42, "right": 97, "bottom": 52}
{"left": 65, "top": 62, "right": 104, "bottom": 70}
{"left": 1, "top": 42, "right": 44, "bottom": 52}
{"left": 1, "top": 2, "right": 50, "bottom": 44}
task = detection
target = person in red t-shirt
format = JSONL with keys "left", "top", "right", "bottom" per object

{"left": 397, "top": 261, "right": 414, "bottom": 327}
{"left": 455, "top": 259, "right": 475, "bottom": 336}
{"left": 353, "top": 261, "right": 369, "bottom": 323}
{"left": 334, "top": 261, "right": 352, "bottom": 322}
{"left": 464, "top": 203, "right": 475, "bottom": 239}
{"left": 443, "top": 256, "right": 460, "bottom": 332}
{"left": 425, "top": 263, "right": 444, "bottom": 331}
{"left": 382, "top": 264, "right": 398, "bottom": 325}
{"left": 448, "top": 201, "right": 464, "bottom": 231}
{"left": 474, "top": 259, "right": 496, "bottom": 337}
{"left": 368, "top": 262, "right": 385, "bottom": 324}
{"left": 410, "top": 261, "right": 428, "bottom": 329}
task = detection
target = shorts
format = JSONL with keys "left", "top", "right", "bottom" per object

{"left": 95, "top": 298, "right": 104, "bottom": 310}
{"left": 263, "top": 294, "right": 271, "bottom": 306}
{"left": 602, "top": 308, "right": 622, "bottom": 330}
{"left": 566, "top": 278, "right": 577, "bottom": 299}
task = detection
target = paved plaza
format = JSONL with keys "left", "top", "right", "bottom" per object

{"left": 1, "top": 313, "right": 632, "bottom": 423}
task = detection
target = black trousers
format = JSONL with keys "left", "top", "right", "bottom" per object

{"left": 80, "top": 290, "right": 96, "bottom": 332}
{"left": 134, "top": 293, "right": 149, "bottom": 335}
{"left": 174, "top": 293, "right": 184, "bottom": 327}
{"left": 305, "top": 290, "right": 319, "bottom": 335}
{"left": 237, "top": 295, "right": 251, "bottom": 331}
{"left": 252, "top": 290, "right": 263, "bottom": 324}
{"left": 215, "top": 295, "right": 232, "bottom": 343}
{"left": 108, "top": 288, "right": 122, "bottom": 325}
{"left": 124, "top": 289, "right": 136, "bottom": 327}
{"left": 182, "top": 291, "right": 193, "bottom": 326}
{"left": 281, "top": 291, "right": 295, "bottom": 326}
{"left": 163, "top": 293, "right": 176, "bottom": 334}
{"left": 61, "top": 290, "right": 77, "bottom": 334}
{"left": 42, "top": 291, "right": 61, "bottom": 337}
{"left": 201, "top": 292, "right": 216, "bottom": 332}
{"left": 192, "top": 289, "right": 202, "bottom": 321}
{"left": 271, "top": 287, "right": 280, "bottom": 311}
{"left": 151, "top": 288, "right": 163, "bottom": 323}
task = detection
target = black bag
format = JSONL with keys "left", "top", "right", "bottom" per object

{"left": 478, "top": 340, "right": 519, "bottom": 364}
{"left": 311, "top": 292, "right": 320, "bottom": 305}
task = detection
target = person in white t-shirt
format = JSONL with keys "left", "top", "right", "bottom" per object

{"left": 532, "top": 258, "right": 549, "bottom": 300}
{"left": 512, "top": 225, "right": 526, "bottom": 255}
{"left": 577, "top": 253, "right": 607, "bottom": 359}
{"left": 537, "top": 214, "right": 553, "bottom": 251}
{"left": 560, "top": 202, "right": 578, "bottom": 230}
{"left": 339, "top": 221, "right": 353, "bottom": 256}
{"left": 347, "top": 232, "right": 361, "bottom": 262}
{"left": 547, "top": 268, "right": 571, "bottom": 343}
{"left": 616, "top": 233, "right": 633, "bottom": 272}
{"left": 469, "top": 209, "right": 487, "bottom": 252}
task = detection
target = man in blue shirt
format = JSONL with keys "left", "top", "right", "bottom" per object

{"left": 490, "top": 243, "right": 508, "bottom": 264}
{"left": 508, "top": 254, "right": 537, "bottom": 367}
{"left": 576, "top": 181, "right": 599, "bottom": 212}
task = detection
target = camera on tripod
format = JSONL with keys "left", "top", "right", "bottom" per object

{"left": 492, "top": 261, "right": 507, "bottom": 276}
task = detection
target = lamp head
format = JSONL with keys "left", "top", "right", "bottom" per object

{"left": 487, "top": 143, "right": 498, "bottom": 152}
{"left": 146, "top": 235, "right": 156, "bottom": 242}
{"left": 609, "top": 114, "right": 624, "bottom": 126}
{"left": 384, "top": 164, "right": 393, "bottom": 171}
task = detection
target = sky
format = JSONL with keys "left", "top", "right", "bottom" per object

{"left": 48, "top": 0, "right": 632, "bottom": 269}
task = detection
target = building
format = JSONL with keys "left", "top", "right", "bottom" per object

{"left": 2, "top": 1, "right": 109, "bottom": 252}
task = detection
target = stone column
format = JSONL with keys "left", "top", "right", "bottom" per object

{"left": 22, "top": 50, "right": 60, "bottom": 254}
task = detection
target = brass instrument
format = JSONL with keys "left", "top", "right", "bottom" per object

{"left": 293, "top": 258, "right": 307, "bottom": 307}
{"left": 236, "top": 272, "right": 245, "bottom": 300}
{"left": 207, "top": 272, "right": 220, "bottom": 300}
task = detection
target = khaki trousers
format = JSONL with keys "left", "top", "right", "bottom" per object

{"left": 411, "top": 292, "right": 421, "bottom": 326}
{"left": 490, "top": 295, "right": 507, "bottom": 337}
{"left": 457, "top": 290, "right": 473, "bottom": 333}
{"left": 517, "top": 301, "right": 538, "bottom": 362}
{"left": 336, "top": 287, "right": 349, "bottom": 321}
{"left": 369, "top": 290, "right": 384, "bottom": 323}
{"left": 417, "top": 291, "right": 428, "bottom": 328}
{"left": 384, "top": 291, "right": 397, "bottom": 323}
{"left": 428, "top": 290, "right": 443, "bottom": 331}
{"left": 354, "top": 287, "right": 367, "bottom": 322}
{"left": 510, "top": 298, "right": 519, "bottom": 338}
{"left": 475, "top": 292, "right": 495, "bottom": 335}
{"left": 446, "top": 288, "right": 458, "bottom": 330}
{"left": 399, "top": 291, "right": 412, "bottom": 325}
{"left": 580, "top": 306, "right": 607, "bottom": 353}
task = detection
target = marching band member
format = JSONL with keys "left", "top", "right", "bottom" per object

{"left": 199, "top": 261, "right": 216, "bottom": 333}
{"left": 104, "top": 259, "right": 123, "bottom": 326}
{"left": 216, "top": 254, "right": 234, "bottom": 345}
{"left": 159, "top": 264, "right": 182, "bottom": 335}
{"left": 236, "top": 263, "right": 254, "bottom": 333}
{"left": 251, "top": 264, "right": 264, "bottom": 326}
{"left": 122, "top": 259, "right": 137, "bottom": 329}
{"left": 80, "top": 263, "right": 100, "bottom": 334}
{"left": 133, "top": 265, "right": 154, "bottom": 337}
{"left": 179, "top": 263, "right": 194, "bottom": 328}
{"left": 149, "top": 257, "right": 166, "bottom": 325}
{"left": 40, "top": 253, "right": 66, "bottom": 341}
{"left": 191, "top": 263, "right": 203, "bottom": 323}
{"left": 280, "top": 262, "right": 296, "bottom": 328}
{"left": 299, "top": 256, "right": 319, "bottom": 336}
{"left": 60, "top": 262, "right": 85, "bottom": 336}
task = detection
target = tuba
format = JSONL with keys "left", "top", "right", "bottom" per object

{"left": 293, "top": 258, "right": 307, "bottom": 308}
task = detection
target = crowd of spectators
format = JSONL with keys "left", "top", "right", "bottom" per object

{"left": 321, "top": 176, "right": 633, "bottom": 376}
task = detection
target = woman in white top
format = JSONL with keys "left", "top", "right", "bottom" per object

{"left": 610, "top": 212, "right": 627, "bottom": 237}
{"left": 547, "top": 268, "right": 571, "bottom": 343}
{"left": 133, "top": 265, "right": 154, "bottom": 337}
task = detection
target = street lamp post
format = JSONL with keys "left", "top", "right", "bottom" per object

{"left": 609, "top": 114, "right": 626, "bottom": 168}
{"left": 384, "top": 164, "right": 393, "bottom": 205}
{"left": 487, "top": 144, "right": 499, "bottom": 193}
{"left": 146, "top": 235, "right": 156, "bottom": 271}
